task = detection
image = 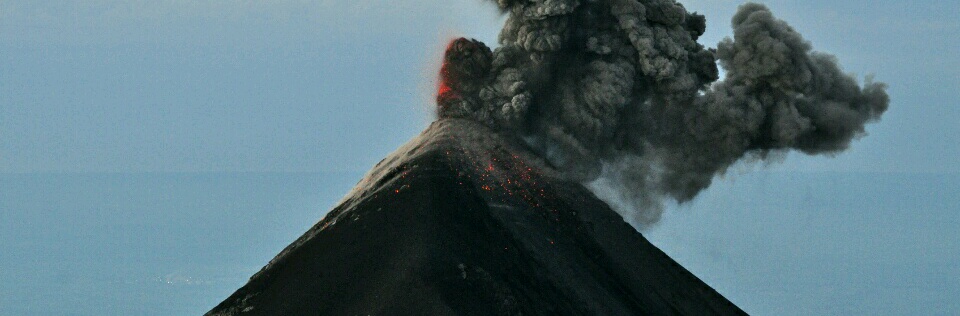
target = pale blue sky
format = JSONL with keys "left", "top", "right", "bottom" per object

{"left": 2, "top": 0, "right": 957, "bottom": 173}
{"left": 1, "top": 2, "right": 958, "bottom": 315}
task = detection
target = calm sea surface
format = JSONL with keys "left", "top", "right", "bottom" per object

{"left": 1, "top": 172, "right": 957, "bottom": 315}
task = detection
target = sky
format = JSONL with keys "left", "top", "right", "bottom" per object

{"left": 1, "top": 1, "right": 959, "bottom": 315}
{"left": 2, "top": 0, "right": 957, "bottom": 174}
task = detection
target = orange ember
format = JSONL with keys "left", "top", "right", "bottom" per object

{"left": 436, "top": 39, "right": 460, "bottom": 107}
{"left": 438, "top": 82, "right": 453, "bottom": 96}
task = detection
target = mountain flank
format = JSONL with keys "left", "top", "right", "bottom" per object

{"left": 208, "top": 119, "right": 746, "bottom": 315}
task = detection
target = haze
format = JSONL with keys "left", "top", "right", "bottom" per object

{"left": 1, "top": 1, "right": 957, "bottom": 315}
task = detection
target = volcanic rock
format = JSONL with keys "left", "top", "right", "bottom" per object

{"left": 207, "top": 119, "right": 746, "bottom": 315}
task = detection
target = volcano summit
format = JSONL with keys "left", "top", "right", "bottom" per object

{"left": 208, "top": 119, "right": 745, "bottom": 315}
{"left": 210, "top": 0, "right": 887, "bottom": 314}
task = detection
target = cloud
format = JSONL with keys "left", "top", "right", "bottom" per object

{"left": 436, "top": 1, "right": 888, "bottom": 228}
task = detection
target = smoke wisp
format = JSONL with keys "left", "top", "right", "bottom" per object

{"left": 436, "top": 1, "right": 889, "bottom": 227}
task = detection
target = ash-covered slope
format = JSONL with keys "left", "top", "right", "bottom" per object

{"left": 208, "top": 119, "right": 746, "bottom": 315}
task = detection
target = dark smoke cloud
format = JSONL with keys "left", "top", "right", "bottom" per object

{"left": 437, "top": 1, "right": 889, "bottom": 227}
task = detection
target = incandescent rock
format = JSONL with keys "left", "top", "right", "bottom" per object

{"left": 207, "top": 119, "right": 746, "bottom": 315}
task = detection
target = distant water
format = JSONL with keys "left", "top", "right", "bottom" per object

{"left": 1, "top": 172, "right": 957, "bottom": 315}
{"left": 0, "top": 172, "right": 361, "bottom": 315}
{"left": 647, "top": 172, "right": 960, "bottom": 315}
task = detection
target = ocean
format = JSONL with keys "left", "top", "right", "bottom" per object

{"left": 1, "top": 172, "right": 957, "bottom": 315}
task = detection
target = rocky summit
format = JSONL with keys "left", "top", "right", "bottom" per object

{"left": 207, "top": 119, "right": 746, "bottom": 316}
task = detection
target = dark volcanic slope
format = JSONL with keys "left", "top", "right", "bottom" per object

{"left": 208, "top": 119, "right": 746, "bottom": 316}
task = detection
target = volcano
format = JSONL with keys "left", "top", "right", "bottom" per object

{"left": 207, "top": 119, "right": 746, "bottom": 315}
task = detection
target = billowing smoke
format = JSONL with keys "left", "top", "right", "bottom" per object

{"left": 436, "top": 1, "right": 889, "bottom": 227}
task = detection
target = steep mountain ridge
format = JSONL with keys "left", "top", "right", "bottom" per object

{"left": 208, "top": 119, "right": 746, "bottom": 315}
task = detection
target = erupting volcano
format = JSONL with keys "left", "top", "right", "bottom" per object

{"left": 209, "top": 0, "right": 887, "bottom": 314}
{"left": 208, "top": 119, "right": 746, "bottom": 315}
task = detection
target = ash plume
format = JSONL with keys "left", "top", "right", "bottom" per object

{"left": 436, "top": 1, "right": 889, "bottom": 227}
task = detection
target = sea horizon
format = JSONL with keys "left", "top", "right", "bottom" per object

{"left": 1, "top": 171, "right": 957, "bottom": 315}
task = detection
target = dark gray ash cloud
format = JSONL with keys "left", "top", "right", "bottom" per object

{"left": 436, "top": 1, "right": 889, "bottom": 227}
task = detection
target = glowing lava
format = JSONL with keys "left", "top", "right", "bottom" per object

{"left": 436, "top": 40, "right": 459, "bottom": 107}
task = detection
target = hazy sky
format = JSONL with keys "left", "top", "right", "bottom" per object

{"left": 1, "top": 0, "right": 957, "bottom": 173}
{"left": 1, "top": 2, "right": 958, "bottom": 315}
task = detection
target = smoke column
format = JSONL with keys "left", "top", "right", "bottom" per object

{"left": 436, "top": 1, "right": 889, "bottom": 227}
